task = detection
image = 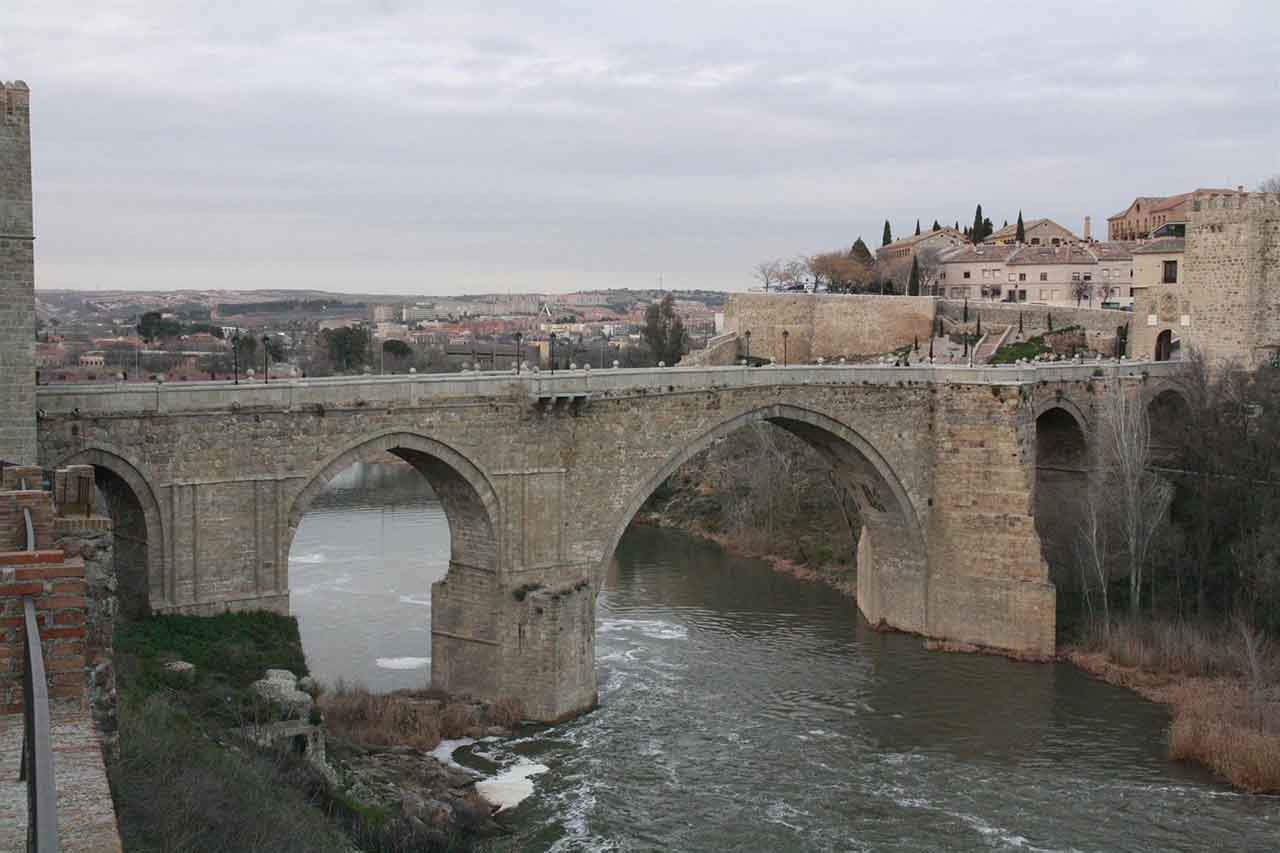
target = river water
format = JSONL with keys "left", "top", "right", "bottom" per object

{"left": 290, "top": 462, "right": 1277, "bottom": 851}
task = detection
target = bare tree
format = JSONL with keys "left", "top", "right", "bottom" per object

{"left": 753, "top": 259, "right": 783, "bottom": 292}
{"left": 1072, "top": 486, "right": 1112, "bottom": 624}
{"left": 914, "top": 247, "right": 943, "bottom": 296}
{"left": 1072, "top": 279, "right": 1092, "bottom": 307}
{"left": 1095, "top": 380, "right": 1173, "bottom": 613}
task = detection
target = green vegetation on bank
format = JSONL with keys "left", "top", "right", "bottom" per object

{"left": 111, "top": 612, "right": 480, "bottom": 852}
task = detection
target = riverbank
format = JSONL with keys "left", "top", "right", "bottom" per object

{"left": 1065, "top": 620, "right": 1280, "bottom": 793}
{"left": 110, "top": 611, "right": 516, "bottom": 851}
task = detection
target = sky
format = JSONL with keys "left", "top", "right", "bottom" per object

{"left": 5, "top": 1, "right": 1279, "bottom": 295}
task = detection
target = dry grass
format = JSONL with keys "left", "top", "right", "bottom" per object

{"left": 320, "top": 684, "right": 443, "bottom": 750}
{"left": 1168, "top": 682, "right": 1280, "bottom": 792}
{"left": 319, "top": 685, "right": 524, "bottom": 750}
{"left": 1070, "top": 618, "right": 1280, "bottom": 793}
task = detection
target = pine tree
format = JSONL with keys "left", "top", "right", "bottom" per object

{"left": 907, "top": 255, "right": 921, "bottom": 296}
{"left": 932, "top": 220, "right": 941, "bottom": 231}
{"left": 915, "top": 219, "right": 921, "bottom": 236}
{"left": 1015, "top": 211, "right": 1025, "bottom": 243}
{"left": 971, "top": 205, "right": 984, "bottom": 244}
{"left": 882, "top": 220, "right": 893, "bottom": 246}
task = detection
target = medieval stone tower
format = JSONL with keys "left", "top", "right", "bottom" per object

{"left": 0, "top": 81, "right": 35, "bottom": 464}
{"left": 1185, "top": 188, "right": 1280, "bottom": 369}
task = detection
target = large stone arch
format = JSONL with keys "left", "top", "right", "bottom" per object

{"left": 284, "top": 430, "right": 501, "bottom": 573}
{"left": 598, "top": 403, "right": 929, "bottom": 634}
{"left": 55, "top": 446, "right": 168, "bottom": 616}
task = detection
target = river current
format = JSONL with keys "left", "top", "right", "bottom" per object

{"left": 290, "top": 462, "right": 1277, "bottom": 851}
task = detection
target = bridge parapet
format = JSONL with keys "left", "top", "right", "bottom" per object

{"left": 34, "top": 360, "right": 1183, "bottom": 416}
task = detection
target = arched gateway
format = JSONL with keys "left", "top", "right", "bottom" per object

{"left": 35, "top": 363, "right": 1173, "bottom": 720}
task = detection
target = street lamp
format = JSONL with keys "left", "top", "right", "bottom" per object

{"left": 262, "top": 335, "right": 269, "bottom": 383}
{"left": 514, "top": 332, "right": 523, "bottom": 374}
{"left": 550, "top": 333, "right": 557, "bottom": 375}
{"left": 232, "top": 328, "right": 240, "bottom": 385}
{"left": 782, "top": 329, "right": 789, "bottom": 367}
{"left": 744, "top": 329, "right": 751, "bottom": 361}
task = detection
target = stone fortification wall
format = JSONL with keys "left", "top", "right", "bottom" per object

{"left": 724, "top": 293, "right": 934, "bottom": 362}
{"left": 1184, "top": 191, "right": 1280, "bottom": 368}
{"left": 0, "top": 82, "right": 35, "bottom": 464}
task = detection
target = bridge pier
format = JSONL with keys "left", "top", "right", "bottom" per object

{"left": 431, "top": 564, "right": 596, "bottom": 722}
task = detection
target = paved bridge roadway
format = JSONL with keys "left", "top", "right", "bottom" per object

{"left": 34, "top": 360, "right": 1185, "bottom": 720}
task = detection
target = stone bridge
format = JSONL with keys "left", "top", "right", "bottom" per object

{"left": 33, "top": 361, "right": 1187, "bottom": 721}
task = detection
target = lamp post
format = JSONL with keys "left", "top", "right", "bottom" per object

{"left": 744, "top": 329, "right": 751, "bottom": 362}
{"left": 262, "top": 334, "right": 269, "bottom": 383}
{"left": 232, "top": 328, "right": 240, "bottom": 385}
{"left": 782, "top": 329, "right": 789, "bottom": 367}
{"left": 550, "top": 333, "right": 557, "bottom": 375}
{"left": 514, "top": 332, "right": 523, "bottom": 374}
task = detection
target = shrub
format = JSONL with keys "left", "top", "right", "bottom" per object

{"left": 441, "top": 702, "right": 476, "bottom": 739}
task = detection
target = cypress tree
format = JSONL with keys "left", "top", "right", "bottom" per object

{"left": 1015, "top": 211, "right": 1026, "bottom": 243}
{"left": 915, "top": 219, "right": 921, "bottom": 236}
{"left": 982, "top": 217, "right": 993, "bottom": 239}
{"left": 954, "top": 220, "right": 960, "bottom": 231}
{"left": 932, "top": 220, "right": 941, "bottom": 231}
{"left": 907, "top": 255, "right": 921, "bottom": 296}
{"left": 971, "top": 204, "right": 984, "bottom": 244}
{"left": 882, "top": 220, "right": 893, "bottom": 246}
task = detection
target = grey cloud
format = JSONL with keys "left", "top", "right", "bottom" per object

{"left": 6, "top": 0, "right": 1280, "bottom": 293}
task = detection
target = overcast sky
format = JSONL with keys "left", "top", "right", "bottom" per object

{"left": 6, "top": 1, "right": 1279, "bottom": 295}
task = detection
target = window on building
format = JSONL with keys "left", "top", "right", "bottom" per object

{"left": 1007, "top": 273, "right": 1015, "bottom": 282}
{"left": 1084, "top": 274, "right": 1092, "bottom": 282}
{"left": 1052, "top": 238, "right": 1061, "bottom": 246}
{"left": 1018, "top": 290, "right": 1027, "bottom": 302}
{"left": 1072, "top": 272, "right": 1081, "bottom": 281}
{"left": 1128, "top": 288, "right": 1134, "bottom": 297}
{"left": 1031, "top": 238, "right": 1041, "bottom": 245}
{"left": 1102, "top": 269, "right": 1110, "bottom": 279}
{"left": 1039, "top": 272, "right": 1048, "bottom": 281}
{"left": 1163, "top": 260, "right": 1178, "bottom": 283}
{"left": 963, "top": 271, "right": 971, "bottom": 279}
{"left": 1019, "top": 273, "right": 1027, "bottom": 281}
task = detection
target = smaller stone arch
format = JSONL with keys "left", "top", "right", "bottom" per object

{"left": 1032, "top": 404, "right": 1089, "bottom": 591}
{"left": 56, "top": 446, "right": 168, "bottom": 616}
{"left": 285, "top": 430, "right": 501, "bottom": 572}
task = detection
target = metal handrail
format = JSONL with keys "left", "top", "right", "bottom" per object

{"left": 19, "top": 598, "right": 57, "bottom": 851}
{"left": 22, "top": 506, "right": 34, "bottom": 553}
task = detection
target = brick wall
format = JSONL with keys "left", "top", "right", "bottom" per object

{"left": 0, "top": 81, "right": 36, "bottom": 464}
{"left": 0, "top": 553, "right": 88, "bottom": 713}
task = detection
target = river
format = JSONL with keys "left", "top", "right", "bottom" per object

{"left": 290, "top": 461, "right": 1277, "bottom": 851}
